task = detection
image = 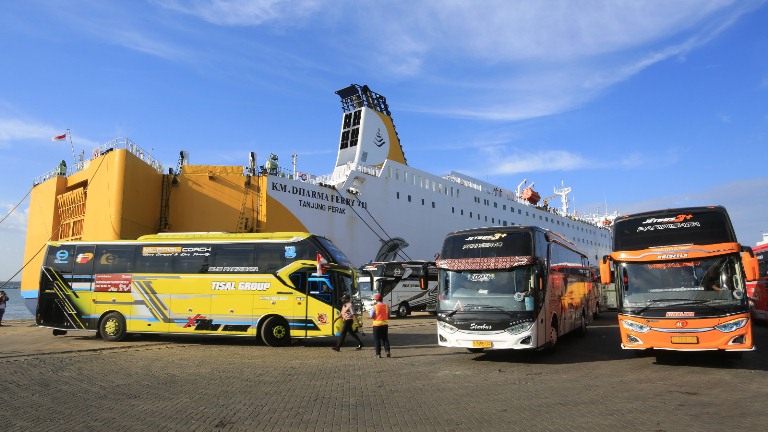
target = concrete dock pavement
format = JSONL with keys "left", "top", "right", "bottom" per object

{"left": 1, "top": 313, "right": 766, "bottom": 431}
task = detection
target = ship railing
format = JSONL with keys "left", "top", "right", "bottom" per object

{"left": 32, "top": 137, "right": 164, "bottom": 186}
{"left": 444, "top": 174, "right": 483, "bottom": 192}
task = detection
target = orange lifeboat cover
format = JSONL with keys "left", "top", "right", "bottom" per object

{"left": 521, "top": 187, "right": 541, "bottom": 205}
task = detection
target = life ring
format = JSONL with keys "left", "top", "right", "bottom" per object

{"left": 92, "top": 149, "right": 100, "bottom": 159}
{"left": 300, "top": 173, "right": 308, "bottom": 181}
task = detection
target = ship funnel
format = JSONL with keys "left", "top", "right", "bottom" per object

{"left": 332, "top": 84, "right": 406, "bottom": 178}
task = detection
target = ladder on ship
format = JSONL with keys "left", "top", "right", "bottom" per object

{"left": 236, "top": 175, "right": 252, "bottom": 232}
{"left": 157, "top": 173, "right": 173, "bottom": 232}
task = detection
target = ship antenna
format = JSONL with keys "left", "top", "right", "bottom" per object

{"left": 553, "top": 180, "right": 571, "bottom": 216}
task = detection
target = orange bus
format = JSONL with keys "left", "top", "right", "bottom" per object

{"left": 600, "top": 206, "right": 759, "bottom": 359}
{"left": 746, "top": 240, "right": 768, "bottom": 322}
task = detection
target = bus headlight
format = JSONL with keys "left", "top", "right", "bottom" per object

{"left": 620, "top": 319, "right": 650, "bottom": 333}
{"left": 437, "top": 321, "right": 458, "bottom": 334}
{"left": 714, "top": 318, "right": 748, "bottom": 333}
{"left": 505, "top": 321, "right": 533, "bottom": 335}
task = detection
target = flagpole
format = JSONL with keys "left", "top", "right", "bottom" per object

{"left": 67, "top": 129, "right": 76, "bottom": 165}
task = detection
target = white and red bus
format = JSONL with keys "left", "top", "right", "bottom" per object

{"left": 436, "top": 226, "right": 594, "bottom": 352}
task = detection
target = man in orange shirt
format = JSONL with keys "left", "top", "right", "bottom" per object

{"left": 369, "top": 294, "right": 391, "bottom": 358}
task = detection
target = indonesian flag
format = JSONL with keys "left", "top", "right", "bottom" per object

{"left": 316, "top": 253, "right": 328, "bottom": 275}
{"left": 52, "top": 133, "right": 67, "bottom": 141}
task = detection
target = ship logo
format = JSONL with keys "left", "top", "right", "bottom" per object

{"left": 374, "top": 128, "right": 386, "bottom": 147}
{"left": 375, "top": 237, "right": 409, "bottom": 262}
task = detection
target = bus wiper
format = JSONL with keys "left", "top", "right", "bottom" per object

{"left": 463, "top": 304, "right": 510, "bottom": 314}
{"left": 634, "top": 299, "right": 707, "bottom": 314}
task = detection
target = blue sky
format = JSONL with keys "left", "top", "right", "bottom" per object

{"left": 1, "top": 0, "right": 767, "bottom": 282}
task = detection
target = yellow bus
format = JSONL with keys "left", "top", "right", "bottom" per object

{"left": 35, "top": 232, "right": 359, "bottom": 346}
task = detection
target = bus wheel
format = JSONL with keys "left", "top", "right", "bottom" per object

{"left": 396, "top": 303, "right": 410, "bottom": 318}
{"left": 578, "top": 312, "right": 587, "bottom": 337}
{"left": 547, "top": 322, "right": 558, "bottom": 352}
{"left": 261, "top": 316, "right": 291, "bottom": 347}
{"left": 52, "top": 329, "right": 67, "bottom": 336}
{"left": 593, "top": 304, "right": 600, "bottom": 320}
{"left": 467, "top": 348, "right": 485, "bottom": 353}
{"left": 100, "top": 312, "right": 127, "bottom": 342}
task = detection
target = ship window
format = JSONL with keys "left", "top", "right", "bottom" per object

{"left": 503, "top": 205, "right": 506, "bottom": 210}
{"left": 485, "top": 216, "right": 488, "bottom": 222}
{"left": 340, "top": 130, "right": 350, "bottom": 150}
{"left": 438, "top": 184, "right": 442, "bottom": 193}
{"left": 408, "top": 195, "right": 411, "bottom": 202}
{"left": 396, "top": 169, "right": 400, "bottom": 180}
{"left": 503, "top": 221, "right": 507, "bottom": 226}
{"left": 352, "top": 110, "right": 362, "bottom": 126}
{"left": 494, "top": 202, "right": 497, "bottom": 208}
{"left": 461, "top": 209, "right": 464, "bottom": 215}
{"left": 421, "top": 198, "right": 424, "bottom": 205}
{"left": 456, "top": 190, "right": 459, "bottom": 199}
{"left": 492, "top": 218, "right": 495, "bottom": 223}
{"left": 477, "top": 214, "right": 480, "bottom": 220}
{"left": 396, "top": 192, "right": 400, "bottom": 199}
{"left": 350, "top": 128, "right": 359, "bottom": 147}
{"left": 405, "top": 172, "right": 408, "bottom": 182}
{"left": 424, "top": 179, "right": 429, "bottom": 189}
{"left": 343, "top": 112, "right": 352, "bottom": 129}
{"left": 469, "top": 212, "right": 473, "bottom": 218}
{"left": 432, "top": 202, "right": 435, "bottom": 208}
{"left": 518, "top": 209, "right": 522, "bottom": 214}
{"left": 452, "top": 207, "right": 455, "bottom": 214}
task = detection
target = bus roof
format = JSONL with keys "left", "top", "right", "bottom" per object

{"left": 49, "top": 232, "right": 315, "bottom": 246}
{"left": 612, "top": 206, "right": 738, "bottom": 251}
{"left": 443, "top": 225, "right": 578, "bottom": 249}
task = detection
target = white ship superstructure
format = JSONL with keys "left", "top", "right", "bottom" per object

{"left": 264, "top": 84, "right": 612, "bottom": 265}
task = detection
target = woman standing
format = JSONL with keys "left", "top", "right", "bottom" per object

{"left": 332, "top": 294, "right": 363, "bottom": 351}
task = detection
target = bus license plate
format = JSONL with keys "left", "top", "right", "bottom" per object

{"left": 472, "top": 340, "right": 492, "bottom": 348}
{"left": 671, "top": 336, "right": 698, "bottom": 344}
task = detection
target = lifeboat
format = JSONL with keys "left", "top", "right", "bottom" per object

{"left": 520, "top": 187, "right": 541, "bottom": 205}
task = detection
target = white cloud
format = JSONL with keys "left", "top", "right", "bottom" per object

{"left": 480, "top": 148, "right": 591, "bottom": 176}
{"left": 0, "top": 118, "right": 102, "bottom": 150}
{"left": 155, "top": 0, "right": 325, "bottom": 26}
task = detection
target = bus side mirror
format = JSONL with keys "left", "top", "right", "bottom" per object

{"left": 599, "top": 255, "right": 613, "bottom": 285}
{"left": 741, "top": 251, "right": 759, "bottom": 282}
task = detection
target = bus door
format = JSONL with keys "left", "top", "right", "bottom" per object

{"left": 72, "top": 245, "right": 96, "bottom": 329}
{"left": 306, "top": 274, "right": 337, "bottom": 337}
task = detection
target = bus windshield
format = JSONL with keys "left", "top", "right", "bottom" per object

{"left": 619, "top": 255, "right": 747, "bottom": 310}
{"left": 438, "top": 267, "right": 536, "bottom": 312}
{"left": 316, "top": 236, "right": 353, "bottom": 267}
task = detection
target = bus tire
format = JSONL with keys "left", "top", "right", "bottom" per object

{"left": 261, "top": 316, "right": 291, "bottom": 347}
{"left": 578, "top": 311, "right": 587, "bottom": 337}
{"left": 396, "top": 303, "right": 410, "bottom": 318}
{"left": 546, "top": 319, "right": 558, "bottom": 352}
{"left": 593, "top": 303, "right": 600, "bottom": 320}
{"left": 100, "top": 312, "right": 127, "bottom": 342}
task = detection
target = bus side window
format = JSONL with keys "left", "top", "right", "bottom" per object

{"left": 289, "top": 273, "right": 306, "bottom": 291}
{"left": 94, "top": 246, "right": 135, "bottom": 274}
{"left": 46, "top": 245, "right": 76, "bottom": 275}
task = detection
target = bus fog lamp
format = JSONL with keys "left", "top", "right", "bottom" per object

{"left": 626, "top": 334, "right": 643, "bottom": 344}
{"left": 438, "top": 321, "right": 458, "bottom": 334}
{"left": 621, "top": 319, "right": 650, "bottom": 333}
{"left": 505, "top": 321, "right": 533, "bottom": 335}
{"left": 715, "top": 318, "right": 747, "bottom": 333}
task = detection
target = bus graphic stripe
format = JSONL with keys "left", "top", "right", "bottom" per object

{"left": 132, "top": 280, "right": 172, "bottom": 323}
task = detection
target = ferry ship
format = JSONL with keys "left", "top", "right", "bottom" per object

{"left": 20, "top": 84, "right": 614, "bottom": 313}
